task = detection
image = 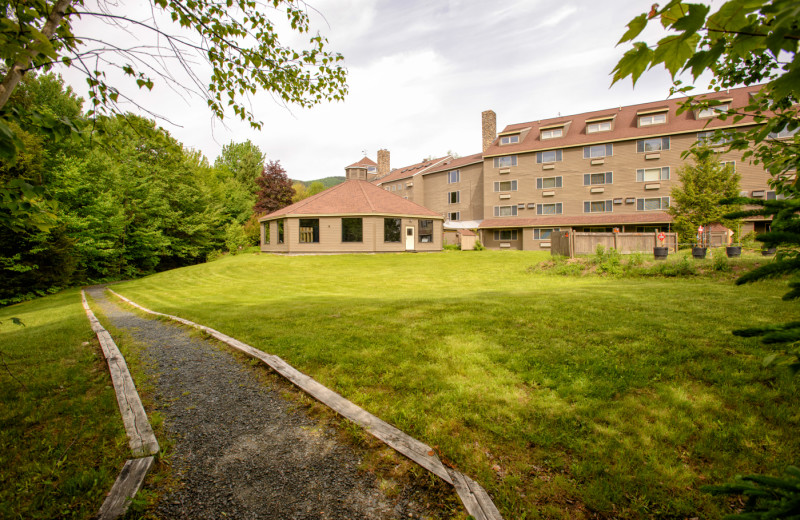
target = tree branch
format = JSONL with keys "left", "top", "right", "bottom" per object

{"left": 0, "top": 0, "right": 74, "bottom": 110}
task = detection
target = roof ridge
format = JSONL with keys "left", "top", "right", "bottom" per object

{"left": 357, "top": 180, "right": 376, "bottom": 212}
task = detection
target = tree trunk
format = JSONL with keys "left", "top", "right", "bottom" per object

{"left": 0, "top": 0, "right": 74, "bottom": 110}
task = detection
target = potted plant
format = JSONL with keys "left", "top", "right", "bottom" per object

{"left": 726, "top": 222, "right": 741, "bottom": 257}
{"left": 692, "top": 225, "right": 707, "bottom": 259}
{"left": 653, "top": 231, "right": 669, "bottom": 260}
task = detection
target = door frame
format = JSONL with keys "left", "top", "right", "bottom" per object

{"left": 405, "top": 226, "right": 415, "bottom": 251}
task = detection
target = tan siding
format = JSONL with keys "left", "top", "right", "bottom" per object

{"left": 481, "top": 130, "right": 773, "bottom": 229}
{"left": 422, "top": 162, "right": 484, "bottom": 221}
{"left": 261, "top": 216, "right": 441, "bottom": 253}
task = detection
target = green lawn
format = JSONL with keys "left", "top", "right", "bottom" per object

{"left": 0, "top": 289, "right": 129, "bottom": 519}
{"left": 110, "top": 250, "right": 799, "bottom": 519}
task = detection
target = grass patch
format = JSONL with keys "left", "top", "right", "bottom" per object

{"left": 110, "top": 250, "right": 800, "bottom": 519}
{"left": 0, "top": 289, "right": 129, "bottom": 519}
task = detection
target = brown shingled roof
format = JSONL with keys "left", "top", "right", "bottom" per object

{"left": 374, "top": 156, "right": 450, "bottom": 184}
{"left": 259, "top": 180, "right": 442, "bottom": 221}
{"left": 345, "top": 157, "right": 377, "bottom": 169}
{"left": 484, "top": 84, "right": 764, "bottom": 157}
{"left": 421, "top": 152, "right": 483, "bottom": 176}
{"left": 479, "top": 212, "right": 673, "bottom": 228}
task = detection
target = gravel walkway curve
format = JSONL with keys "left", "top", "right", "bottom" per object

{"left": 87, "top": 287, "right": 447, "bottom": 520}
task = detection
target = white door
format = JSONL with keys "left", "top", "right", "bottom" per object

{"left": 405, "top": 226, "right": 415, "bottom": 250}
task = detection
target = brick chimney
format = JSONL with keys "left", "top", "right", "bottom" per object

{"left": 482, "top": 110, "right": 496, "bottom": 153}
{"left": 377, "top": 149, "right": 390, "bottom": 178}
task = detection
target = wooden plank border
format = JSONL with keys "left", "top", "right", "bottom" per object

{"left": 81, "top": 290, "right": 159, "bottom": 457}
{"left": 96, "top": 456, "right": 155, "bottom": 520}
{"left": 108, "top": 288, "right": 504, "bottom": 520}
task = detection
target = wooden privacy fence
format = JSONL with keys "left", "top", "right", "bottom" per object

{"left": 551, "top": 231, "right": 678, "bottom": 257}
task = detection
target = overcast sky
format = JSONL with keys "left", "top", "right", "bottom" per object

{"left": 57, "top": 0, "right": 716, "bottom": 181}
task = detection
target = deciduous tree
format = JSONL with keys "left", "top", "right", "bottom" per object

{"left": 669, "top": 148, "right": 742, "bottom": 244}
{"left": 253, "top": 160, "right": 294, "bottom": 215}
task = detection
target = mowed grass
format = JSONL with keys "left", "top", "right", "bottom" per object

{"left": 112, "top": 250, "right": 800, "bottom": 519}
{"left": 0, "top": 289, "right": 129, "bottom": 519}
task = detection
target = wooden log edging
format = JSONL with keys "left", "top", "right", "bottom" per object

{"left": 81, "top": 290, "right": 159, "bottom": 457}
{"left": 108, "top": 289, "right": 504, "bottom": 520}
{"left": 81, "top": 290, "right": 159, "bottom": 520}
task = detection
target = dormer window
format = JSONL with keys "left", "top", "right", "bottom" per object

{"left": 587, "top": 121, "right": 611, "bottom": 133}
{"left": 697, "top": 104, "right": 729, "bottom": 119}
{"left": 500, "top": 134, "right": 520, "bottom": 145}
{"left": 541, "top": 128, "right": 563, "bottom": 139}
{"left": 367, "top": 166, "right": 377, "bottom": 173}
{"left": 638, "top": 113, "right": 666, "bottom": 127}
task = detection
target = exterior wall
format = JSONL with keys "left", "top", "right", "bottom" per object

{"left": 422, "top": 162, "right": 484, "bottom": 221}
{"left": 482, "top": 227, "right": 523, "bottom": 250}
{"left": 261, "top": 216, "right": 442, "bottom": 253}
{"left": 482, "top": 129, "right": 772, "bottom": 228}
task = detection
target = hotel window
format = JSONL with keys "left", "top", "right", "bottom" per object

{"left": 341, "top": 218, "right": 363, "bottom": 242}
{"left": 638, "top": 113, "right": 667, "bottom": 126}
{"left": 697, "top": 131, "right": 733, "bottom": 145}
{"left": 536, "top": 176, "right": 562, "bottom": 189}
{"left": 534, "top": 228, "right": 560, "bottom": 239}
{"left": 536, "top": 203, "right": 563, "bottom": 215}
{"left": 448, "top": 169, "right": 460, "bottom": 183}
{"left": 418, "top": 219, "right": 434, "bottom": 243}
{"left": 277, "top": 220, "right": 284, "bottom": 244}
{"left": 769, "top": 126, "right": 799, "bottom": 139}
{"left": 493, "top": 155, "right": 518, "bottom": 168}
{"left": 541, "top": 128, "right": 563, "bottom": 139}
{"left": 536, "top": 150, "right": 563, "bottom": 163}
{"left": 368, "top": 166, "right": 377, "bottom": 174}
{"left": 493, "top": 229, "right": 518, "bottom": 240}
{"left": 494, "top": 205, "right": 518, "bottom": 217}
{"left": 636, "top": 167, "right": 670, "bottom": 182}
{"left": 583, "top": 144, "right": 613, "bottom": 159}
{"left": 636, "top": 197, "right": 670, "bottom": 211}
{"left": 493, "top": 180, "right": 518, "bottom": 192}
{"left": 448, "top": 211, "right": 460, "bottom": 221}
{"left": 637, "top": 137, "right": 670, "bottom": 153}
{"left": 721, "top": 161, "right": 736, "bottom": 172}
{"left": 384, "top": 218, "right": 401, "bottom": 243}
{"left": 500, "top": 135, "right": 520, "bottom": 145}
{"left": 584, "top": 200, "right": 613, "bottom": 213}
{"left": 583, "top": 172, "right": 613, "bottom": 185}
{"left": 299, "top": 219, "right": 319, "bottom": 243}
{"left": 448, "top": 191, "right": 460, "bottom": 204}
{"left": 587, "top": 121, "right": 612, "bottom": 133}
{"left": 697, "top": 104, "right": 729, "bottom": 119}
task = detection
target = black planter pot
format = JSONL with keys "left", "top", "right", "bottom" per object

{"left": 726, "top": 246, "right": 742, "bottom": 258}
{"left": 692, "top": 247, "right": 707, "bottom": 259}
{"left": 653, "top": 247, "right": 669, "bottom": 260}
{"left": 762, "top": 247, "right": 777, "bottom": 256}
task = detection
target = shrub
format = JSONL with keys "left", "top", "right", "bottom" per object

{"left": 473, "top": 240, "right": 485, "bottom": 251}
{"left": 206, "top": 249, "right": 224, "bottom": 262}
{"left": 224, "top": 223, "right": 250, "bottom": 255}
{"left": 443, "top": 244, "right": 460, "bottom": 251}
{"left": 712, "top": 252, "right": 732, "bottom": 273}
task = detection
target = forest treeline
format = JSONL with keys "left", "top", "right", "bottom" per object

{"left": 0, "top": 73, "right": 297, "bottom": 305}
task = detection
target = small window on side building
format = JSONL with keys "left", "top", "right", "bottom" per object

{"left": 384, "top": 218, "right": 401, "bottom": 242}
{"left": 342, "top": 218, "right": 363, "bottom": 242}
{"left": 418, "top": 220, "right": 434, "bottom": 243}
{"left": 299, "top": 219, "right": 319, "bottom": 243}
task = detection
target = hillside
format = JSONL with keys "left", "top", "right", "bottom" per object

{"left": 294, "top": 176, "right": 345, "bottom": 188}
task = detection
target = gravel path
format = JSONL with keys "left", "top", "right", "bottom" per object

{"left": 87, "top": 287, "right": 448, "bottom": 519}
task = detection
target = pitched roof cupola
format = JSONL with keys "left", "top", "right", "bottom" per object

{"left": 344, "top": 156, "right": 378, "bottom": 180}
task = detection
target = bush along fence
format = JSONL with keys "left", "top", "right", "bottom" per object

{"left": 108, "top": 288, "right": 504, "bottom": 520}
{"left": 80, "top": 290, "right": 159, "bottom": 520}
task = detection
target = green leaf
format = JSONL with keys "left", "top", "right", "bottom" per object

{"left": 618, "top": 13, "right": 648, "bottom": 44}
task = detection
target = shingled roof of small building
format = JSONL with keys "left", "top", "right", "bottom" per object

{"left": 345, "top": 157, "right": 377, "bottom": 169}
{"left": 258, "top": 179, "right": 443, "bottom": 221}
